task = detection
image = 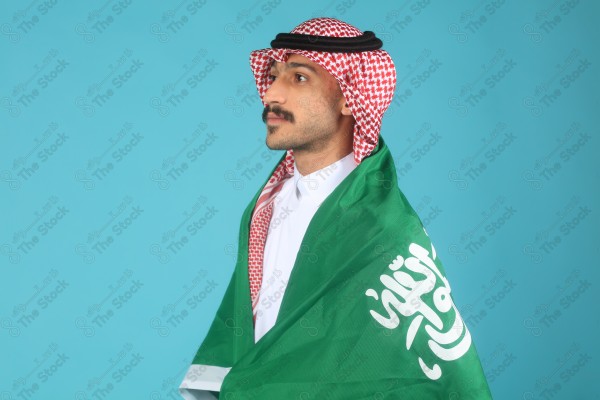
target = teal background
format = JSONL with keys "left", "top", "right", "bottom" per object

{"left": 1, "top": 1, "right": 598, "bottom": 399}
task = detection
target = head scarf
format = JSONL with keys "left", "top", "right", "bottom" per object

{"left": 250, "top": 17, "right": 397, "bottom": 171}
{"left": 247, "top": 18, "right": 397, "bottom": 316}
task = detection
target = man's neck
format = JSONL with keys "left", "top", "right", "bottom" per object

{"left": 293, "top": 140, "right": 353, "bottom": 176}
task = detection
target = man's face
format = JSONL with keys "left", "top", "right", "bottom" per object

{"left": 261, "top": 54, "right": 349, "bottom": 153}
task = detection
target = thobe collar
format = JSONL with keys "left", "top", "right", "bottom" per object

{"left": 292, "top": 152, "right": 357, "bottom": 205}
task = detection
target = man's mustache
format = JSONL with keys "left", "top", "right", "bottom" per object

{"left": 262, "top": 105, "right": 295, "bottom": 123}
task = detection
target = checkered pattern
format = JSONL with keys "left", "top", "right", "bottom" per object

{"left": 247, "top": 18, "right": 397, "bottom": 317}
{"left": 248, "top": 163, "right": 291, "bottom": 314}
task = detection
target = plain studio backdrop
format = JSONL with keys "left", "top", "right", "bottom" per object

{"left": 0, "top": 1, "right": 598, "bottom": 399}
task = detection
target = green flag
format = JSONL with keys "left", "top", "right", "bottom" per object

{"left": 180, "top": 136, "right": 493, "bottom": 399}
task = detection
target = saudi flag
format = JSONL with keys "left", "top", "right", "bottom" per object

{"left": 180, "top": 136, "right": 493, "bottom": 399}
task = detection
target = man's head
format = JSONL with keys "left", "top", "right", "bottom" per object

{"left": 260, "top": 53, "right": 354, "bottom": 155}
{"left": 250, "top": 17, "right": 397, "bottom": 167}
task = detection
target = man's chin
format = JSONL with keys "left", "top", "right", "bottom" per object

{"left": 265, "top": 140, "right": 288, "bottom": 151}
{"left": 265, "top": 132, "right": 292, "bottom": 151}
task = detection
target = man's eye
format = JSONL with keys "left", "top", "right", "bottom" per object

{"left": 268, "top": 75, "right": 277, "bottom": 81}
{"left": 295, "top": 74, "right": 307, "bottom": 82}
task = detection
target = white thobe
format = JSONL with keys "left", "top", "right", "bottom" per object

{"left": 254, "top": 152, "right": 357, "bottom": 342}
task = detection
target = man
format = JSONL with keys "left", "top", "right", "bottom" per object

{"left": 180, "top": 17, "right": 493, "bottom": 399}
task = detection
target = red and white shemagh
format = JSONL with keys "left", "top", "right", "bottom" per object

{"left": 247, "top": 18, "right": 397, "bottom": 317}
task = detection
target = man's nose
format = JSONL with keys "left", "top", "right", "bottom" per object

{"left": 264, "top": 78, "right": 286, "bottom": 104}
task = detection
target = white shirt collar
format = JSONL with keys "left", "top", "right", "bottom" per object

{"left": 292, "top": 152, "right": 357, "bottom": 204}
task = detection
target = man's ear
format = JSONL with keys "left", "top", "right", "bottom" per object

{"left": 341, "top": 102, "right": 352, "bottom": 116}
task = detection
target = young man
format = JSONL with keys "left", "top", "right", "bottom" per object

{"left": 180, "top": 17, "right": 493, "bottom": 399}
